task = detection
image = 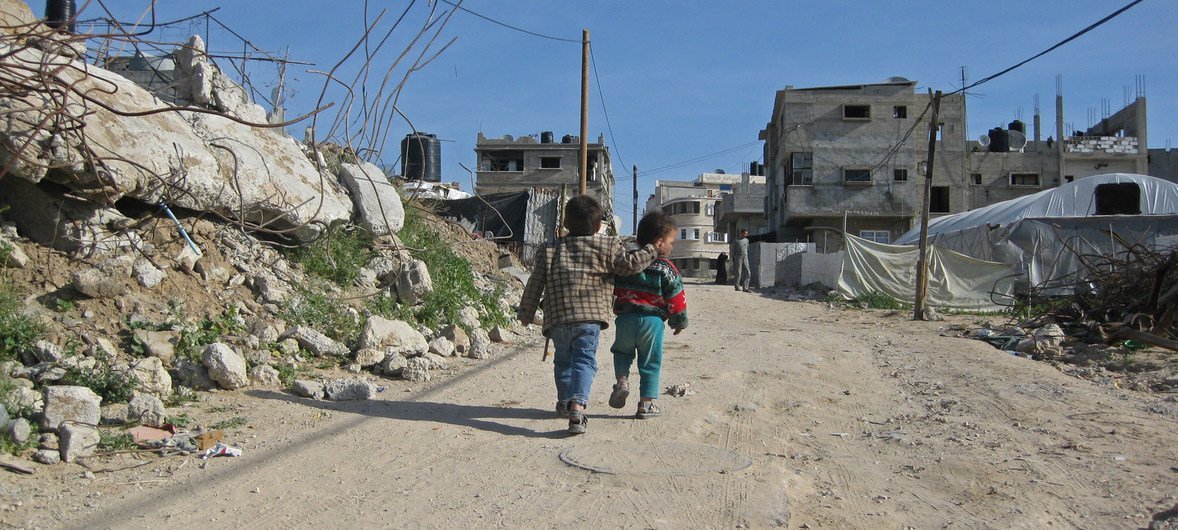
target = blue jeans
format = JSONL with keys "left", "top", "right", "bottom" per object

{"left": 550, "top": 323, "right": 602, "bottom": 408}
{"left": 610, "top": 314, "right": 665, "bottom": 399}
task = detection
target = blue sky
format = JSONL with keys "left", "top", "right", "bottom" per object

{"left": 89, "top": 1, "right": 1176, "bottom": 233}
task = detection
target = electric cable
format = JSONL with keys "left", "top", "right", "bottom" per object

{"left": 438, "top": 0, "right": 580, "bottom": 43}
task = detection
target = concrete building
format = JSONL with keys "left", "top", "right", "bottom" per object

{"left": 474, "top": 132, "right": 616, "bottom": 230}
{"left": 647, "top": 172, "right": 759, "bottom": 279}
{"left": 760, "top": 77, "right": 1149, "bottom": 252}
{"left": 713, "top": 166, "right": 769, "bottom": 243}
{"left": 1148, "top": 148, "right": 1178, "bottom": 184}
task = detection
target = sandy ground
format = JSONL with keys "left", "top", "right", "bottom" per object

{"left": 3, "top": 279, "right": 1178, "bottom": 529}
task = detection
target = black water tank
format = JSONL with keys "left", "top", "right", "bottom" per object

{"left": 987, "top": 127, "right": 1009, "bottom": 153}
{"left": 540, "top": 131, "right": 554, "bottom": 144}
{"left": 45, "top": 0, "right": 77, "bottom": 32}
{"left": 1008, "top": 120, "right": 1026, "bottom": 134}
{"left": 401, "top": 132, "right": 441, "bottom": 182}
{"left": 561, "top": 134, "right": 575, "bottom": 144}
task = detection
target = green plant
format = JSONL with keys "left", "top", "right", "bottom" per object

{"left": 50, "top": 297, "right": 75, "bottom": 313}
{"left": 175, "top": 305, "right": 247, "bottom": 362}
{"left": 288, "top": 224, "right": 373, "bottom": 287}
{"left": 98, "top": 430, "right": 135, "bottom": 451}
{"left": 165, "top": 412, "right": 194, "bottom": 428}
{"left": 276, "top": 364, "right": 300, "bottom": 387}
{"left": 165, "top": 387, "right": 200, "bottom": 407}
{"left": 0, "top": 424, "right": 36, "bottom": 455}
{"left": 59, "top": 364, "right": 137, "bottom": 404}
{"left": 0, "top": 240, "right": 12, "bottom": 268}
{"left": 211, "top": 416, "right": 248, "bottom": 430}
{"left": 0, "top": 282, "right": 44, "bottom": 364}
{"left": 851, "top": 291, "right": 905, "bottom": 310}
{"left": 283, "top": 283, "right": 362, "bottom": 345}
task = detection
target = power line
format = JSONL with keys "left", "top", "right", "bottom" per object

{"left": 589, "top": 48, "right": 626, "bottom": 173}
{"left": 952, "top": 0, "right": 1145, "bottom": 95}
{"left": 619, "top": 140, "right": 763, "bottom": 181}
{"left": 438, "top": 0, "right": 580, "bottom": 43}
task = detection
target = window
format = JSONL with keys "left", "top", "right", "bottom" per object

{"left": 705, "top": 203, "right": 715, "bottom": 216}
{"left": 860, "top": 230, "right": 891, "bottom": 244}
{"left": 843, "top": 168, "right": 871, "bottom": 184}
{"left": 692, "top": 258, "right": 701, "bottom": 270}
{"left": 971, "top": 173, "right": 983, "bottom": 185}
{"left": 789, "top": 152, "right": 813, "bottom": 185}
{"left": 679, "top": 229, "right": 687, "bottom": 240}
{"left": 662, "top": 206, "right": 672, "bottom": 215}
{"left": 539, "top": 156, "right": 561, "bottom": 169}
{"left": 482, "top": 152, "right": 524, "bottom": 172}
{"left": 719, "top": 184, "right": 733, "bottom": 192}
{"left": 893, "top": 169, "right": 908, "bottom": 182}
{"left": 843, "top": 104, "right": 870, "bottom": 120}
{"left": 1094, "top": 183, "right": 1141, "bottom": 215}
{"left": 931, "top": 186, "right": 950, "bottom": 213}
{"left": 1010, "top": 173, "right": 1040, "bottom": 187}
{"left": 708, "top": 232, "right": 728, "bottom": 243}
{"left": 692, "top": 202, "right": 701, "bottom": 214}
{"left": 893, "top": 106, "right": 907, "bottom": 119}
{"left": 692, "top": 228, "right": 701, "bottom": 240}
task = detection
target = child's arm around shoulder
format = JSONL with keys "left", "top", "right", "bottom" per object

{"left": 661, "top": 260, "right": 688, "bottom": 334}
{"left": 608, "top": 236, "right": 658, "bottom": 276}
{"left": 517, "top": 245, "right": 548, "bottom": 325}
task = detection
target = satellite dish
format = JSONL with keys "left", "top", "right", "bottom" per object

{"left": 1008, "top": 130, "right": 1027, "bottom": 151}
{"left": 977, "top": 135, "right": 991, "bottom": 148}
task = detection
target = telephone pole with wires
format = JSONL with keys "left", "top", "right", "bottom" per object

{"left": 579, "top": 29, "right": 589, "bottom": 195}
{"left": 632, "top": 165, "right": 638, "bottom": 235}
{"left": 913, "top": 90, "right": 942, "bottom": 320}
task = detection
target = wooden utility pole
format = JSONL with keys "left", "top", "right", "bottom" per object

{"left": 913, "top": 90, "right": 943, "bottom": 320}
{"left": 632, "top": 165, "right": 638, "bottom": 235}
{"left": 579, "top": 29, "right": 590, "bottom": 196}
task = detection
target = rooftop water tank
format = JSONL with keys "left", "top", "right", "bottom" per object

{"left": 987, "top": 127, "right": 1009, "bottom": 153}
{"left": 540, "top": 131, "right": 554, "bottom": 144}
{"left": 45, "top": 0, "right": 77, "bottom": 32}
{"left": 401, "top": 132, "right": 441, "bottom": 182}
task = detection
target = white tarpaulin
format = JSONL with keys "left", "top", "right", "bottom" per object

{"left": 837, "top": 234, "right": 1018, "bottom": 311}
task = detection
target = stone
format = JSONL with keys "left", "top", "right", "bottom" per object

{"left": 323, "top": 378, "right": 374, "bottom": 401}
{"left": 357, "top": 316, "right": 428, "bottom": 356}
{"left": 422, "top": 352, "right": 448, "bottom": 370}
{"left": 467, "top": 328, "right": 491, "bottom": 360}
{"left": 252, "top": 324, "right": 280, "bottom": 344}
{"left": 248, "top": 365, "right": 281, "bottom": 387}
{"left": 9, "top": 386, "right": 43, "bottom": 416}
{"left": 337, "top": 162, "right": 405, "bottom": 236}
{"left": 33, "top": 449, "right": 61, "bottom": 465}
{"left": 129, "top": 356, "right": 172, "bottom": 397}
{"left": 135, "top": 329, "right": 177, "bottom": 363}
{"left": 922, "top": 307, "right": 944, "bottom": 322}
{"left": 440, "top": 325, "right": 471, "bottom": 356}
{"left": 87, "top": 336, "right": 121, "bottom": 358}
{"left": 401, "top": 357, "right": 431, "bottom": 382}
{"left": 176, "top": 246, "right": 202, "bottom": 274}
{"left": 0, "top": 238, "right": 28, "bottom": 268}
{"left": 380, "top": 355, "right": 408, "bottom": 377}
{"left": 353, "top": 348, "right": 386, "bottom": 368}
{"left": 133, "top": 258, "right": 166, "bottom": 288}
{"left": 280, "top": 326, "right": 348, "bottom": 357}
{"left": 127, "top": 394, "right": 166, "bottom": 427}
{"left": 59, "top": 423, "right": 100, "bottom": 463}
{"left": 201, "top": 343, "right": 249, "bottom": 390}
{"left": 41, "top": 386, "right": 102, "bottom": 432}
{"left": 457, "top": 306, "right": 480, "bottom": 331}
{"left": 0, "top": 405, "right": 7, "bottom": 428}
{"left": 277, "top": 338, "right": 300, "bottom": 356}
{"left": 366, "top": 255, "right": 402, "bottom": 285}
{"left": 488, "top": 326, "right": 510, "bottom": 343}
{"left": 30, "top": 340, "right": 62, "bottom": 363}
{"left": 251, "top": 274, "right": 288, "bottom": 304}
{"left": 394, "top": 259, "right": 433, "bottom": 306}
{"left": 0, "top": 179, "right": 144, "bottom": 254}
{"left": 38, "top": 432, "right": 59, "bottom": 450}
{"left": 71, "top": 256, "right": 133, "bottom": 298}
{"left": 4, "top": 417, "right": 31, "bottom": 445}
{"left": 357, "top": 267, "right": 378, "bottom": 288}
{"left": 174, "top": 359, "right": 217, "bottom": 391}
{"left": 99, "top": 403, "right": 130, "bottom": 425}
{"left": 428, "top": 336, "right": 455, "bottom": 357}
{"left": 291, "top": 379, "right": 324, "bottom": 399}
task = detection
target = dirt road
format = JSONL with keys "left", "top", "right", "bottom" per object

{"left": 7, "top": 279, "right": 1178, "bottom": 528}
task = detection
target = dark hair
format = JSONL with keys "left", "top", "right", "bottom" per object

{"left": 739, "top": 228, "right": 749, "bottom": 235}
{"left": 563, "top": 195, "right": 603, "bottom": 236}
{"left": 636, "top": 210, "right": 676, "bottom": 246}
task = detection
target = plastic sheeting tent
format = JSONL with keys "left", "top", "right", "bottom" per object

{"left": 893, "top": 174, "right": 1178, "bottom": 293}
{"left": 837, "top": 234, "right": 1017, "bottom": 311}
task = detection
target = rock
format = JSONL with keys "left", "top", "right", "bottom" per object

{"left": 9, "top": 386, "right": 43, "bottom": 417}
{"left": 401, "top": 357, "right": 431, "bottom": 382}
{"left": 323, "top": 378, "right": 374, "bottom": 401}
{"left": 277, "top": 338, "right": 300, "bottom": 356}
{"left": 245, "top": 349, "right": 274, "bottom": 367}
{"left": 251, "top": 323, "right": 281, "bottom": 344}
{"left": 59, "top": 423, "right": 100, "bottom": 463}
{"left": 129, "top": 356, "right": 172, "bottom": 397}
{"left": 176, "top": 246, "right": 202, "bottom": 274}
{"left": 337, "top": 162, "right": 405, "bottom": 236}
{"left": 132, "top": 258, "right": 166, "bottom": 288}
{"left": 380, "top": 355, "right": 409, "bottom": 377}
{"left": 173, "top": 359, "right": 217, "bottom": 391}
{"left": 71, "top": 256, "right": 133, "bottom": 298}
{"left": 457, "top": 306, "right": 480, "bottom": 331}
{"left": 0, "top": 406, "right": 7, "bottom": 428}
{"left": 394, "top": 259, "right": 433, "bottom": 306}
{"left": 488, "top": 326, "right": 510, "bottom": 343}
{"left": 467, "top": 328, "right": 491, "bottom": 360}
{"left": 251, "top": 274, "right": 288, "bottom": 304}
{"left": 291, "top": 379, "right": 324, "bottom": 399}
{"left": 0, "top": 238, "right": 28, "bottom": 268}
{"left": 41, "top": 386, "right": 102, "bottom": 432}
{"left": 248, "top": 365, "right": 280, "bottom": 387}
{"left": 428, "top": 336, "right": 455, "bottom": 357}
{"left": 440, "top": 325, "right": 470, "bottom": 356}
{"left": 86, "top": 336, "right": 120, "bottom": 358}
{"left": 38, "top": 433, "right": 59, "bottom": 450}
{"left": 4, "top": 418, "right": 31, "bottom": 445}
{"left": 31, "top": 340, "right": 63, "bottom": 362}
{"left": 33, "top": 449, "right": 61, "bottom": 465}
{"left": 922, "top": 307, "right": 944, "bottom": 321}
{"left": 99, "top": 403, "right": 130, "bottom": 425}
{"left": 127, "top": 394, "right": 166, "bottom": 427}
{"left": 422, "top": 352, "right": 448, "bottom": 370}
{"left": 366, "top": 255, "right": 402, "bottom": 284}
{"left": 357, "top": 316, "right": 428, "bottom": 356}
{"left": 357, "top": 267, "right": 378, "bottom": 288}
{"left": 201, "top": 343, "right": 249, "bottom": 390}
{"left": 280, "top": 326, "right": 348, "bottom": 357}
{"left": 0, "top": 179, "right": 144, "bottom": 254}
{"left": 353, "top": 348, "right": 386, "bottom": 368}
{"left": 134, "top": 330, "right": 176, "bottom": 363}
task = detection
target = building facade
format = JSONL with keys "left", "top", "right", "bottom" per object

{"left": 713, "top": 169, "right": 769, "bottom": 243}
{"left": 760, "top": 77, "right": 1148, "bottom": 252}
{"left": 474, "top": 132, "right": 616, "bottom": 230}
{"left": 647, "top": 172, "right": 759, "bottom": 279}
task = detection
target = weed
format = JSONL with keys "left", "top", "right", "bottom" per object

{"left": 98, "top": 430, "right": 136, "bottom": 451}
{"left": 851, "top": 291, "right": 905, "bottom": 310}
{"left": 288, "top": 224, "right": 373, "bottom": 287}
{"left": 0, "top": 423, "right": 36, "bottom": 455}
{"left": 0, "top": 240, "right": 11, "bottom": 267}
{"left": 0, "top": 282, "right": 45, "bottom": 364}
{"left": 211, "top": 416, "right": 248, "bottom": 430}
{"left": 164, "top": 387, "right": 200, "bottom": 407}
{"left": 165, "top": 412, "right": 194, "bottom": 428}
{"left": 175, "top": 305, "right": 247, "bottom": 362}
{"left": 50, "top": 297, "right": 75, "bottom": 313}
{"left": 59, "top": 364, "right": 137, "bottom": 404}
{"left": 275, "top": 364, "right": 300, "bottom": 387}
{"left": 207, "top": 405, "right": 236, "bottom": 414}
{"left": 283, "top": 283, "right": 362, "bottom": 345}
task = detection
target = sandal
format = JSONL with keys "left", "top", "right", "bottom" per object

{"left": 636, "top": 401, "right": 662, "bottom": 419}
{"left": 568, "top": 410, "right": 588, "bottom": 434}
{"left": 555, "top": 400, "right": 570, "bottom": 418}
{"left": 608, "top": 381, "right": 630, "bottom": 409}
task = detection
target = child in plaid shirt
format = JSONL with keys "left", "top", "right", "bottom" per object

{"left": 517, "top": 195, "right": 667, "bottom": 435}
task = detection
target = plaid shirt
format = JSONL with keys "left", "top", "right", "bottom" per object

{"left": 518, "top": 235, "right": 657, "bottom": 337}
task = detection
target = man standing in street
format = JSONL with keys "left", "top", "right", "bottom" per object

{"left": 731, "top": 229, "right": 751, "bottom": 292}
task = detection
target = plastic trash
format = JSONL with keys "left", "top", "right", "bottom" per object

{"left": 200, "top": 442, "right": 243, "bottom": 460}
